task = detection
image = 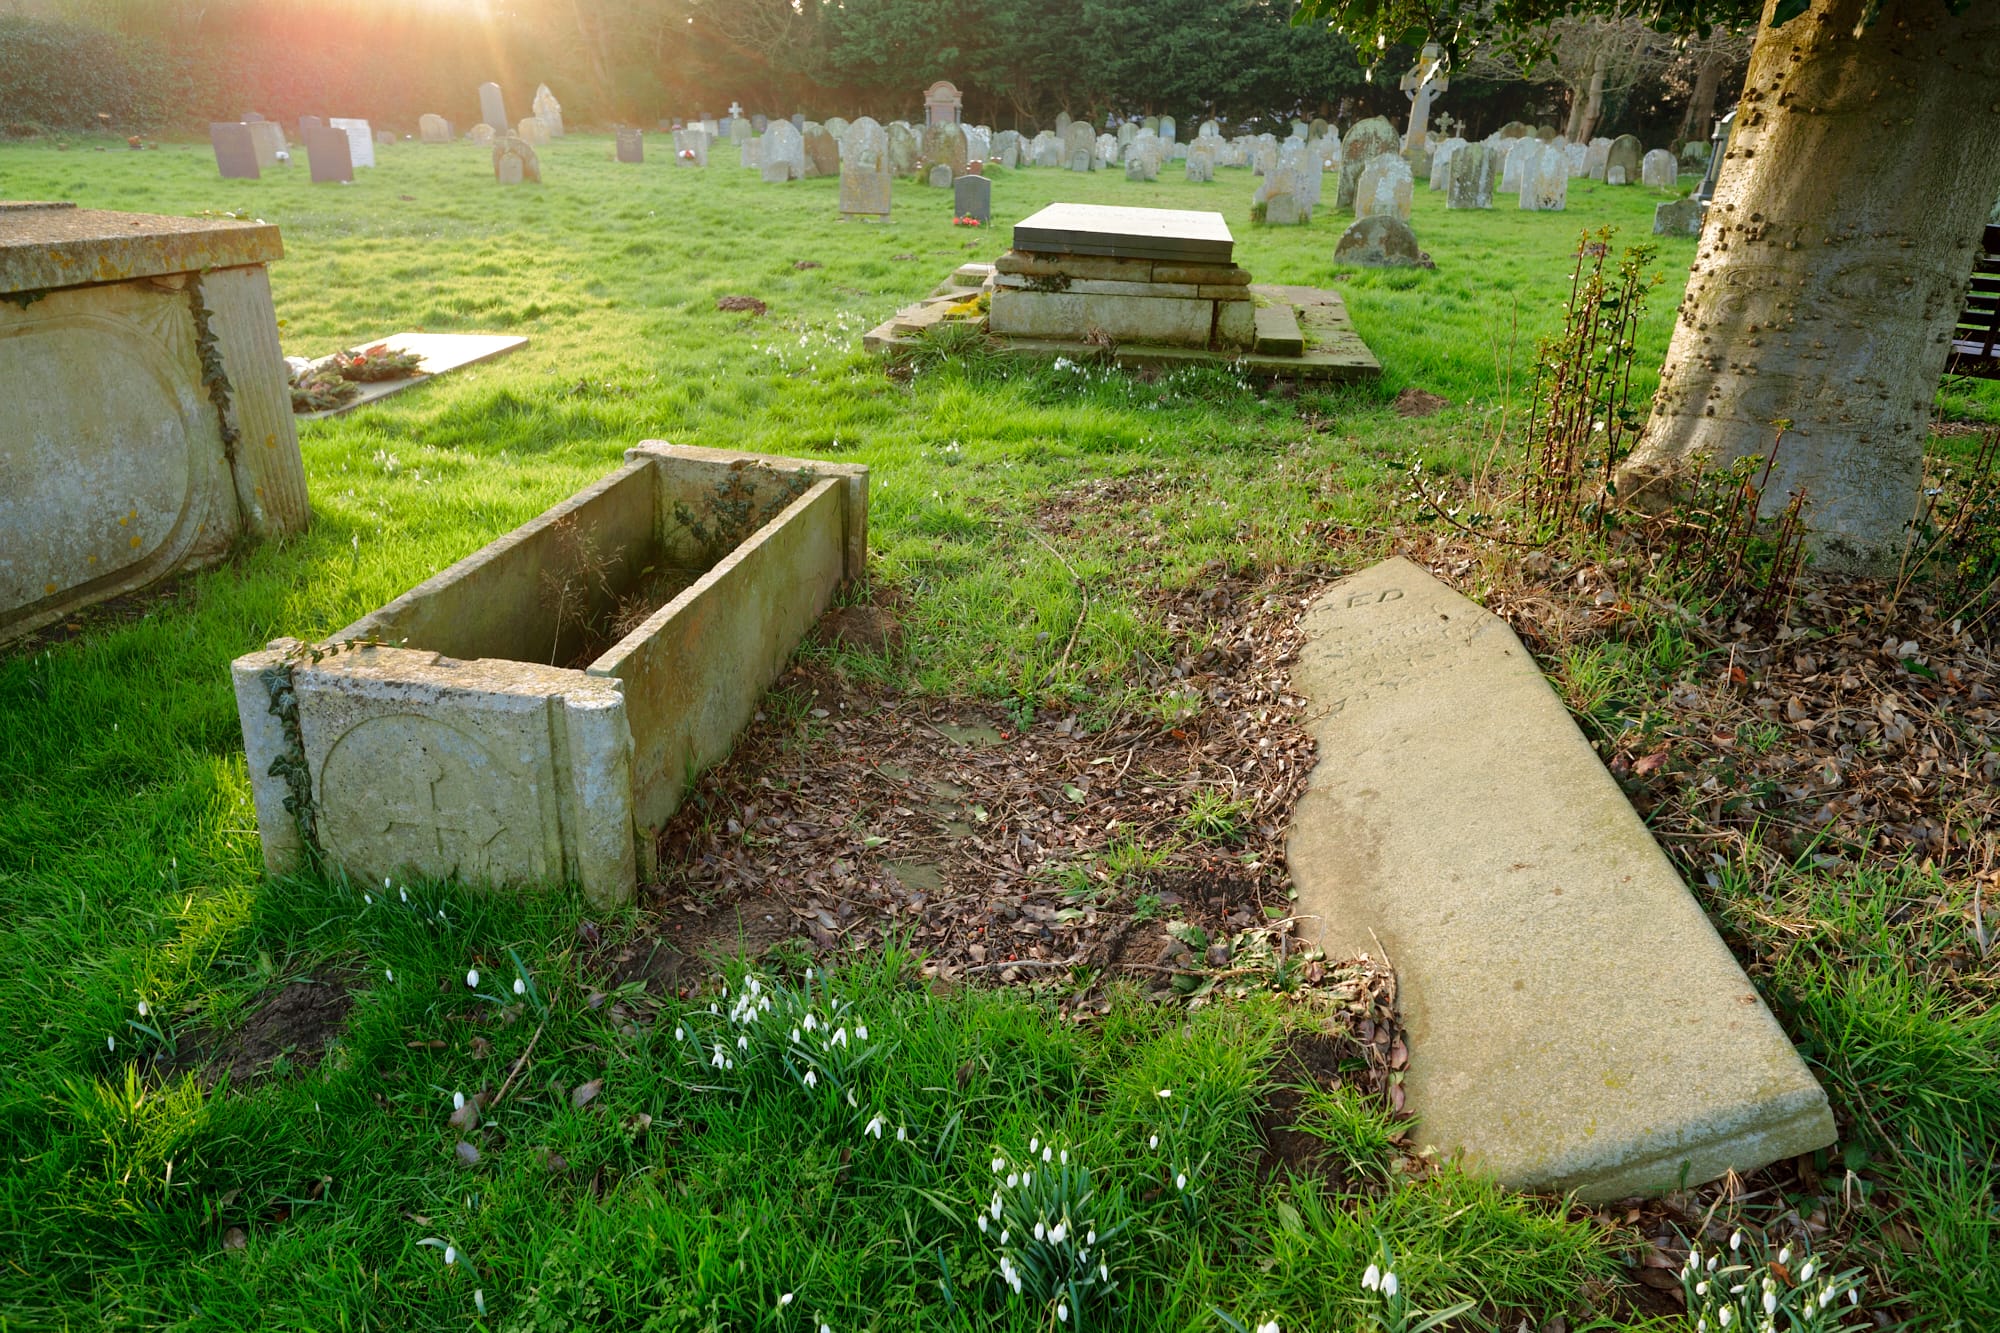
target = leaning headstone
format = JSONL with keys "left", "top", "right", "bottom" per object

{"left": 493, "top": 135, "right": 541, "bottom": 185}
{"left": 1585, "top": 136, "right": 1612, "bottom": 181}
{"left": 760, "top": 121, "right": 803, "bottom": 182}
{"left": 1499, "top": 139, "right": 1530, "bottom": 193}
{"left": 1288, "top": 559, "right": 1836, "bottom": 1200}
{"left": 928, "top": 163, "right": 953, "bottom": 188}
{"left": 1446, "top": 142, "right": 1495, "bottom": 209}
{"left": 840, "top": 117, "right": 891, "bottom": 218}
{"left": 304, "top": 124, "right": 353, "bottom": 183}
{"left": 478, "top": 82, "right": 508, "bottom": 135}
{"left": 468, "top": 123, "right": 496, "bottom": 145}
{"left": 210, "top": 122, "right": 260, "bottom": 179}
{"left": 1336, "top": 116, "right": 1400, "bottom": 211}
{"left": 517, "top": 117, "right": 551, "bottom": 146}
{"left": 616, "top": 128, "right": 644, "bottom": 163}
{"left": 1355, "top": 155, "right": 1413, "bottom": 221}
{"left": 1641, "top": 148, "right": 1678, "bottom": 189}
{"left": 953, "top": 173, "right": 991, "bottom": 225}
{"left": 532, "top": 84, "right": 564, "bottom": 136}
{"left": 923, "top": 123, "right": 969, "bottom": 178}
{"left": 804, "top": 123, "right": 841, "bottom": 177}
{"left": 1604, "top": 134, "right": 1642, "bottom": 185}
{"left": 245, "top": 120, "right": 286, "bottom": 168}
{"left": 1257, "top": 167, "right": 1305, "bottom": 225}
{"left": 1333, "top": 215, "right": 1429, "bottom": 268}
{"left": 1520, "top": 144, "right": 1569, "bottom": 211}
{"left": 888, "top": 121, "right": 920, "bottom": 176}
{"left": 1428, "top": 136, "right": 1465, "bottom": 190}
{"left": 419, "top": 114, "right": 453, "bottom": 144}
{"left": 329, "top": 118, "right": 375, "bottom": 168}
{"left": 825, "top": 116, "right": 850, "bottom": 144}
{"left": 1653, "top": 196, "right": 1702, "bottom": 236}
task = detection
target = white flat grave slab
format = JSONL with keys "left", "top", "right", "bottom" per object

{"left": 1012, "top": 202, "right": 1233, "bottom": 264}
{"left": 295, "top": 332, "right": 527, "bottom": 419}
{"left": 1287, "top": 558, "right": 1835, "bottom": 1201}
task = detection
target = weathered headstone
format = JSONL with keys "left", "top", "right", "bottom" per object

{"left": 1604, "top": 134, "right": 1642, "bottom": 185}
{"left": 1333, "top": 215, "right": 1428, "bottom": 268}
{"left": 493, "top": 136, "right": 541, "bottom": 185}
{"left": 1641, "top": 148, "right": 1678, "bottom": 189}
{"left": 1398, "top": 41, "right": 1449, "bottom": 151}
{"left": 532, "top": 84, "right": 564, "bottom": 136}
{"left": 1055, "top": 111, "right": 1072, "bottom": 138}
{"left": 953, "top": 173, "right": 992, "bottom": 225}
{"left": 731, "top": 118, "right": 753, "bottom": 147}
{"left": 516, "top": 117, "right": 551, "bottom": 146}
{"left": 245, "top": 120, "right": 286, "bottom": 169}
{"left": 468, "top": 123, "right": 496, "bottom": 145}
{"left": 751, "top": 113, "right": 768, "bottom": 134}
{"left": 1520, "top": 144, "right": 1569, "bottom": 212}
{"left": 1355, "top": 155, "right": 1413, "bottom": 222}
{"left": 299, "top": 115, "right": 323, "bottom": 133}
{"left": 478, "top": 82, "right": 508, "bottom": 135}
{"left": 1288, "top": 559, "right": 1836, "bottom": 1199}
{"left": 840, "top": 118, "right": 891, "bottom": 218}
{"left": 1159, "top": 115, "right": 1176, "bottom": 143}
{"left": 419, "top": 114, "right": 453, "bottom": 144}
{"left": 1654, "top": 196, "right": 1702, "bottom": 236}
{"left": 825, "top": 116, "right": 850, "bottom": 145}
{"left": 210, "top": 123, "right": 260, "bottom": 179}
{"left": 304, "top": 124, "right": 354, "bottom": 182}
{"left": 1428, "top": 136, "right": 1465, "bottom": 190}
{"left": 888, "top": 121, "right": 921, "bottom": 176}
{"left": 1063, "top": 121, "right": 1095, "bottom": 171}
{"left": 802, "top": 123, "right": 839, "bottom": 177}
{"left": 924, "top": 80, "right": 963, "bottom": 127}
{"left": 616, "top": 128, "right": 644, "bottom": 163}
{"left": 1257, "top": 167, "right": 1305, "bottom": 225}
{"left": 1585, "top": 136, "right": 1612, "bottom": 181}
{"left": 923, "top": 122, "right": 969, "bottom": 179}
{"left": 994, "top": 129, "right": 1021, "bottom": 169}
{"left": 1607, "top": 165, "right": 1628, "bottom": 186}
{"left": 1499, "top": 139, "right": 1530, "bottom": 193}
{"left": 1336, "top": 116, "right": 1400, "bottom": 211}
{"left": 1446, "top": 142, "right": 1495, "bottom": 209}
{"left": 760, "top": 121, "right": 802, "bottom": 182}
{"left": 927, "top": 163, "right": 953, "bottom": 188}
{"left": 1032, "top": 132, "right": 1061, "bottom": 168}
{"left": 1185, "top": 143, "right": 1215, "bottom": 183}
{"left": 329, "top": 118, "right": 375, "bottom": 169}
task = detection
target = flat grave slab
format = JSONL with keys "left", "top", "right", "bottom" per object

{"left": 1012, "top": 202, "right": 1233, "bottom": 264}
{"left": 294, "top": 332, "right": 528, "bottom": 420}
{"left": 1286, "top": 558, "right": 1836, "bottom": 1201}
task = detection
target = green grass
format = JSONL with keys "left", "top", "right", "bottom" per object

{"left": 0, "top": 133, "right": 1994, "bottom": 1329}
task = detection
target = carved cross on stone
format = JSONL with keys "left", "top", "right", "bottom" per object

{"left": 1400, "top": 42, "right": 1449, "bottom": 152}
{"left": 728, "top": 101, "right": 742, "bottom": 118}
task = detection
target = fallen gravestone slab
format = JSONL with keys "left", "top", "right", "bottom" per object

{"left": 1286, "top": 558, "right": 1835, "bottom": 1201}
{"left": 292, "top": 333, "right": 528, "bottom": 420}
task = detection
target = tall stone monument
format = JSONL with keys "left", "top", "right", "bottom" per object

{"left": 1399, "top": 42, "right": 1449, "bottom": 152}
{"left": 478, "top": 83, "right": 508, "bottom": 136}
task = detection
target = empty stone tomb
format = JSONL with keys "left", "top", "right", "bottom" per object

{"left": 234, "top": 444, "right": 869, "bottom": 907}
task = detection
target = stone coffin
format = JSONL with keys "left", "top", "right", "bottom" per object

{"left": 232, "top": 443, "right": 868, "bottom": 908}
{"left": 1, "top": 203, "right": 308, "bottom": 642}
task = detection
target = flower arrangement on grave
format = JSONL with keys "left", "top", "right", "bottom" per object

{"left": 952, "top": 214, "right": 982, "bottom": 227}
{"left": 679, "top": 148, "right": 697, "bottom": 162}
{"left": 332, "top": 343, "right": 426, "bottom": 383}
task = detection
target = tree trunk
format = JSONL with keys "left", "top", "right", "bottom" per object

{"left": 1575, "top": 50, "right": 1608, "bottom": 142}
{"left": 1678, "top": 49, "right": 1726, "bottom": 146}
{"left": 1614, "top": 0, "right": 2000, "bottom": 571}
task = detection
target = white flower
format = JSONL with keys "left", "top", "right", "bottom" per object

{"left": 137, "top": 1001, "right": 149, "bottom": 1017}
{"left": 1763, "top": 1292, "right": 1777, "bottom": 1315}
{"left": 1030, "top": 1137, "right": 1040, "bottom": 1152}
{"left": 897, "top": 1126, "right": 907, "bottom": 1142}
{"left": 400, "top": 887, "right": 408, "bottom": 902}
{"left": 855, "top": 1025, "right": 867, "bottom": 1039}
{"left": 1697, "top": 1281, "right": 1709, "bottom": 1296}
{"left": 865, "top": 1116, "right": 884, "bottom": 1139}
{"left": 1042, "top": 1146, "right": 1053, "bottom": 1163}
{"left": 711, "top": 1043, "right": 726, "bottom": 1068}
{"left": 452, "top": 1091, "right": 465, "bottom": 1110}
{"left": 991, "top": 1196, "right": 1002, "bottom": 1219}
{"left": 737, "top": 1034, "right": 749, "bottom": 1051}
{"left": 1098, "top": 1261, "right": 1109, "bottom": 1281}
{"left": 443, "top": 1245, "right": 457, "bottom": 1265}
{"left": 1719, "top": 1309, "right": 1733, "bottom": 1327}
{"left": 1001, "top": 1229, "right": 1009, "bottom": 1245}
{"left": 1149, "top": 1134, "right": 1159, "bottom": 1149}
{"left": 1059, "top": 1149, "right": 1068, "bottom": 1164}
{"left": 385, "top": 969, "right": 395, "bottom": 982}
{"left": 804, "top": 1014, "right": 817, "bottom": 1031}
{"left": 804, "top": 1069, "right": 818, "bottom": 1088}
{"left": 474, "top": 1289, "right": 486, "bottom": 1315}
{"left": 846, "top": 1089, "right": 857, "bottom": 1108}
{"left": 1086, "top": 1229, "right": 1095, "bottom": 1245}
{"left": 1381, "top": 1272, "right": 1398, "bottom": 1299}
{"left": 991, "top": 1157, "right": 1004, "bottom": 1173}
{"left": 1256, "top": 1323, "right": 1280, "bottom": 1333}
{"left": 1049, "top": 1222, "right": 1066, "bottom": 1245}
{"left": 364, "top": 894, "right": 373, "bottom": 905}
{"left": 106, "top": 1035, "right": 115, "bottom": 1052}
{"left": 1819, "top": 1288, "right": 1835, "bottom": 1309}
{"left": 1799, "top": 1260, "right": 1815, "bottom": 1282}
{"left": 1730, "top": 1230, "right": 1743, "bottom": 1252}
{"left": 1033, "top": 1222, "right": 1045, "bottom": 1241}
{"left": 1057, "top": 1302, "right": 1069, "bottom": 1323}
{"left": 1849, "top": 1289, "right": 1860, "bottom": 1305}
{"left": 1007, "top": 1173, "right": 1019, "bottom": 1189}
{"left": 513, "top": 978, "right": 526, "bottom": 996}
{"left": 779, "top": 1292, "right": 794, "bottom": 1307}
{"left": 977, "top": 1215, "right": 988, "bottom": 1233}
{"left": 1156, "top": 1088, "right": 1171, "bottom": 1098}
{"left": 466, "top": 969, "right": 480, "bottom": 988}
{"left": 675, "top": 1026, "right": 685, "bottom": 1041}
{"left": 1778, "top": 1246, "right": 1791, "bottom": 1265}
{"left": 819, "top": 1323, "right": 831, "bottom": 1333}
{"left": 1363, "top": 1264, "right": 1380, "bottom": 1291}
{"left": 1175, "top": 1172, "right": 1187, "bottom": 1190}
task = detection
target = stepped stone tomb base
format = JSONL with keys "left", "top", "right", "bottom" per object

{"left": 2, "top": 202, "right": 308, "bottom": 643}
{"left": 865, "top": 202, "right": 1379, "bottom": 381}
{"left": 1287, "top": 559, "right": 1836, "bottom": 1200}
{"left": 233, "top": 444, "right": 868, "bottom": 908}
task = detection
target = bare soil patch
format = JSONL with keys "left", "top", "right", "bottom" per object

{"left": 151, "top": 975, "right": 354, "bottom": 1088}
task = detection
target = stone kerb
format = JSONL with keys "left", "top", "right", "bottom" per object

{"left": 1286, "top": 558, "right": 1836, "bottom": 1199}
{"left": 233, "top": 444, "right": 870, "bottom": 907}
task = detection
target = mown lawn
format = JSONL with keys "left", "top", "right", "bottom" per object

{"left": 0, "top": 134, "right": 1993, "bottom": 1331}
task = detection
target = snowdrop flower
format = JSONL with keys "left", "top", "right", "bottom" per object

{"left": 1059, "top": 1149, "right": 1068, "bottom": 1165}
{"left": 1041, "top": 1145, "right": 1053, "bottom": 1163}
{"left": 846, "top": 1089, "right": 857, "bottom": 1108}
{"left": 896, "top": 1125, "right": 907, "bottom": 1142}
{"left": 864, "top": 1115, "right": 884, "bottom": 1139}
{"left": 1849, "top": 1289, "right": 1860, "bottom": 1305}
{"left": 855, "top": 1025, "right": 867, "bottom": 1040}
{"left": 1057, "top": 1302, "right": 1069, "bottom": 1323}
{"left": 819, "top": 1323, "right": 831, "bottom": 1333}
{"left": 1818, "top": 1288, "right": 1835, "bottom": 1309}
{"left": 1363, "top": 1264, "right": 1380, "bottom": 1291}
{"left": 779, "top": 1292, "right": 795, "bottom": 1308}
{"left": 1000, "top": 1228, "right": 1010, "bottom": 1245}
{"left": 474, "top": 1289, "right": 486, "bottom": 1315}
{"left": 1763, "top": 1292, "right": 1778, "bottom": 1315}
{"left": 1098, "top": 1261, "right": 1109, "bottom": 1281}
{"left": 106, "top": 1035, "right": 115, "bottom": 1052}
{"left": 804, "top": 1014, "right": 817, "bottom": 1031}
{"left": 803, "top": 1069, "right": 818, "bottom": 1088}
{"left": 452, "top": 1091, "right": 465, "bottom": 1111}
{"left": 711, "top": 1043, "right": 726, "bottom": 1068}
{"left": 991, "top": 1157, "right": 1005, "bottom": 1173}
{"left": 1778, "top": 1246, "right": 1791, "bottom": 1265}
{"left": 1030, "top": 1137, "right": 1040, "bottom": 1153}
{"left": 1719, "top": 1309, "right": 1733, "bottom": 1327}
{"left": 675, "top": 1026, "right": 686, "bottom": 1041}
{"left": 400, "top": 887, "right": 408, "bottom": 903}
{"left": 1799, "top": 1260, "right": 1816, "bottom": 1282}
{"left": 1697, "top": 1281, "right": 1710, "bottom": 1296}
{"left": 1086, "top": 1229, "right": 1095, "bottom": 1246}
{"left": 1149, "top": 1134, "right": 1159, "bottom": 1149}
{"left": 136, "top": 1000, "right": 149, "bottom": 1018}
{"left": 364, "top": 893, "right": 373, "bottom": 905}
{"left": 1256, "top": 1322, "right": 1280, "bottom": 1333}
{"left": 385, "top": 968, "right": 395, "bottom": 982}
{"left": 977, "top": 1215, "right": 988, "bottom": 1233}
{"left": 990, "top": 1196, "right": 1002, "bottom": 1219}
{"left": 1175, "top": 1172, "right": 1188, "bottom": 1191}
{"left": 1033, "top": 1221, "right": 1045, "bottom": 1241}
{"left": 513, "top": 978, "right": 526, "bottom": 996}
{"left": 1381, "top": 1272, "right": 1398, "bottom": 1299}
{"left": 1048, "top": 1221, "right": 1066, "bottom": 1245}
{"left": 737, "top": 1034, "right": 749, "bottom": 1051}
{"left": 443, "top": 1245, "right": 457, "bottom": 1266}
{"left": 1156, "top": 1088, "right": 1172, "bottom": 1099}
{"left": 1007, "top": 1173, "right": 1019, "bottom": 1189}
{"left": 1730, "top": 1230, "right": 1744, "bottom": 1252}
{"left": 466, "top": 968, "right": 480, "bottom": 988}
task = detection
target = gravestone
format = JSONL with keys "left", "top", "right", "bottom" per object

{"left": 673, "top": 127, "right": 710, "bottom": 166}
{"left": 1257, "top": 167, "right": 1305, "bottom": 225}
{"left": 210, "top": 123, "right": 260, "bottom": 179}
{"left": 825, "top": 115, "right": 850, "bottom": 144}
{"left": 1604, "top": 134, "right": 1642, "bottom": 185}
{"left": 1333, "top": 215, "right": 1428, "bottom": 267}
{"left": 1287, "top": 559, "right": 1836, "bottom": 1199}
{"left": 1607, "top": 165, "right": 1627, "bottom": 186}
{"left": 888, "top": 121, "right": 920, "bottom": 176}
{"left": 1641, "top": 148, "right": 1678, "bottom": 189}
{"left": 1399, "top": 41, "right": 1449, "bottom": 151}
{"left": 533, "top": 84, "right": 564, "bottom": 136}
{"left": 299, "top": 115, "right": 323, "bottom": 133}
{"left": 1159, "top": 115, "right": 1176, "bottom": 143}
{"left": 419, "top": 114, "right": 453, "bottom": 144}
{"left": 1098, "top": 133, "right": 1120, "bottom": 168}
{"left": 760, "top": 122, "right": 802, "bottom": 181}
{"left": 246, "top": 120, "right": 286, "bottom": 169}
{"left": 1032, "top": 132, "right": 1061, "bottom": 168}
{"left": 1428, "top": 136, "right": 1465, "bottom": 190}
{"left": 964, "top": 125, "right": 991, "bottom": 162}
{"left": 479, "top": 82, "right": 508, "bottom": 134}
{"left": 1355, "top": 155, "right": 1413, "bottom": 222}
{"left": 1185, "top": 143, "right": 1214, "bottom": 183}
{"left": 1446, "top": 142, "right": 1495, "bottom": 209}
{"left": 493, "top": 136, "right": 541, "bottom": 185}
{"left": 1585, "top": 136, "right": 1612, "bottom": 181}
{"left": 1118, "top": 122, "right": 1137, "bottom": 149}
{"left": 839, "top": 118, "right": 891, "bottom": 218}
{"left": 1565, "top": 141, "right": 1588, "bottom": 177}
{"left": 517, "top": 117, "right": 551, "bottom": 146}
{"left": 1499, "top": 139, "right": 1530, "bottom": 193}
{"left": 616, "top": 128, "right": 644, "bottom": 163}
{"left": 1055, "top": 111, "right": 1072, "bottom": 138}
{"left": 923, "top": 123, "right": 969, "bottom": 178}
{"left": 924, "top": 80, "right": 963, "bottom": 127}
{"left": 304, "top": 125, "right": 354, "bottom": 182}
{"left": 928, "top": 163, "right": 953, "bottom": 188}
{"left": 994, "top": 129, "right": 1021, "bottom": 169}
{"left": 329, "top": 118, "right": 375, "bottom": 168}
{"left": 1520, "top": 144, "right": 1569, "bottom": 212}
{"left": 1, "top": 204, "right": 308, "bottom": 642}
{"left": 1498, "top": 121, "right": 1531, "bottom": 139}
{"left": 953, "top": 173, "right": 992, "bottom": 225}
{"left": 1063, "top": 121, "right": 1096, "bottom": 172}
{"left": 802, "top": 123, "right": 839, "bottom": 177}
{"left": 1199, "top": 119, "right": 1219, "bottom": 139}
{"left": 1336, "top": 116, "right": 1399, "bottom": 211}
{"left": 1653, "top": 196, "right": 1702, "bottom": 236}
{"left": 731, "top": 118, "right": 753, "bottom": 147}
{"left": 752, "top": 113, "right": 768, "bottom": 133}
{"left": 469, "top": 123, "right": 496, "bottom": 145}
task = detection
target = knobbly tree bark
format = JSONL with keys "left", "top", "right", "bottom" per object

{"left": 1615, "top": 0, "right": 2000, "bottom": 571}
